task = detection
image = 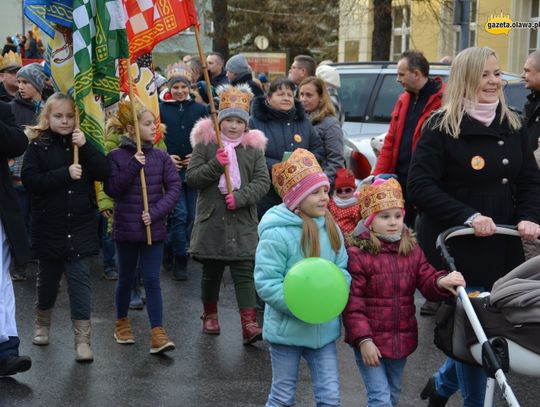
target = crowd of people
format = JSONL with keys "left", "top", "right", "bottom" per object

{"left": 1, "top": 45, "right": 540, "bottom": 407}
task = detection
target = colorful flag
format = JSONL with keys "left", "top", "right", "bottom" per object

{"left": 119, "top": 53, "right": 163, "bottom": 143}
{"left": 44, "top": 24, "right": 74, "bottom": 94}
{"left": 122, "top": 0, "right": 199, "bottom": 60}
{"left": 24, "top": 0, "right": 73, "bottom": 38}
{"left": 72, "top": 0, "right": 129, "bottom": 153}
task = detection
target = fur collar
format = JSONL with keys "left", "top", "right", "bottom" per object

{"left": 190, "top": 117, "right": 267, "bottom": 151}
{"left": 251, "top": 96, "right": 307, "bottom": 122}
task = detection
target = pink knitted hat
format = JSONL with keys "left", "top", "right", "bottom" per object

{"left": 272, "top": 149, "right": 330, "bottom": 211}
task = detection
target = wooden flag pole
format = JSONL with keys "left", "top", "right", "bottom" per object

{"left": 193, "top": 25, "right": 233, "bottom": 194}
{"left": 127, "top": 59, "right": 152, "bottom": 245}
{"left": 73, "top": 106, "right": 80, "bottom": 165}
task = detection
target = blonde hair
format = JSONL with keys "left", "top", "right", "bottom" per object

{"left": 298, "top": 209, "right": 342, "bottom": 257}
{"left": 106, "top": 97, "right": 153, "bottom": 137}
{"left": 433, "top": 46, "right": 521, "bottom": 138}
{"left": 299, "top": 76, "right": 336, "bottom": 124}
{"left": 348, "top": 226, "right": 417, "bottom": 256}
{"left": 25, "top": 93, "right": 74, "bottom": 141}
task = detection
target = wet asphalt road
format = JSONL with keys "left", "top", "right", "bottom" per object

{"left": 1, "top": 258, "right": 540, "bottom": 407}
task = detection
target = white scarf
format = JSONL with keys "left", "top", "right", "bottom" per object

{"left": 333, "top": 196, "right": 358, "bottom": 208}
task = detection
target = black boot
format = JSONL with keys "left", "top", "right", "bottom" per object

{"left": 420, "top": 376, "right": 449, "bottom": 407}
{"left": 173, "top": 256, "right": 188, "bottom": 281}
{"left": 0, "top": 355, "right": 32, "bottom": 376}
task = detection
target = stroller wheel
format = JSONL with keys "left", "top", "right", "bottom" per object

{"left": 420, "top": 376, "right": 449, "bottom": 406}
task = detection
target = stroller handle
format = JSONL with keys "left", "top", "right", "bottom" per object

{"left": 435, "top": 224, "right": 521, "bottom": 272}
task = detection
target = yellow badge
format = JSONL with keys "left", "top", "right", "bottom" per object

{"left": 471, "top": 155, "right": 485, "bottom": 170}
{"left": 293, "top": 134, "right": 302, "bottom": 143}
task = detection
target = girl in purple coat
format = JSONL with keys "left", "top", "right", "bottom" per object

{"left": 104, "top": 99, "right": 181, "bottom": 355}
{"left": 342, "top": 176, "right": 465, "bottom": 407}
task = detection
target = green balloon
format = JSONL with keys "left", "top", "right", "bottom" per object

{"left": 284, "top": 257, "right": 349, "bottom": 324}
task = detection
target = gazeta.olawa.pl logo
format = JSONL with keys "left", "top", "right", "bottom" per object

{"left": 485, "top": 12, "right": 539, "bottom": 35}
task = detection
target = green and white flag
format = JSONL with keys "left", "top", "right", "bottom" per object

{"left": 72, "top": 0, "right": 128, "bottom": 152}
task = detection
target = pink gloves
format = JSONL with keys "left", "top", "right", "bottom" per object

{"left": 225, "top": 193, "right": 236, "bottom": 210}
{"left": 216, "top": 148, "right": 229, "bottom": 167}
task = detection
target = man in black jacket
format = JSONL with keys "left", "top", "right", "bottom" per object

{"left": 0, "top": 100, "right": 32, "bottom": 376}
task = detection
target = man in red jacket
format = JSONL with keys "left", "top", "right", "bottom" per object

{"left": 374, "top": 50, "right": 445, "bottom": 317}
{"left": 373, "top": 50, "right": 445, "bottom": 227}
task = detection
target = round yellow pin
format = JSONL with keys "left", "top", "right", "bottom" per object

{"left": 293, "top": 134, "right": 302, "bottom": 143}
{"left": 471, "top": 155, "right": 485, "bottom": 170}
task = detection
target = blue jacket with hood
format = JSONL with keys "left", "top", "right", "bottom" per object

{"left": 255, "top": 203, "right": 350, "bottom": 349}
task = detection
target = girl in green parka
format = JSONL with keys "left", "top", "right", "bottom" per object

{"left": 186, "top": 84, "right": 270, "bottom": 344}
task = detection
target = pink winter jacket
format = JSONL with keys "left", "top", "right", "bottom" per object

{"left": 342, "top": 231, "right": 451, "bottom": 359}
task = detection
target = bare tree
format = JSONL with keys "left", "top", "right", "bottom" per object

{"left": 211, "top": 0, "right": 229, "bottom": 60}
{"left": 371, "top": 0, "right": 392, "bottom": 60}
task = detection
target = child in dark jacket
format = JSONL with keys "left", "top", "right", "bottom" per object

{"left": 105, "top": 99, "right": 181, "bottom": 355}
{"left": 159, "top": 62, "right": 207, "bottom": 280}
{"left": 342, "top": 176, "right": 465, "bottom": 407}
{"left": 21, "top": 93, "right": 110, "bottom": 363}
{"left": 186, "top": 84, "right": 270, "bottom": 344}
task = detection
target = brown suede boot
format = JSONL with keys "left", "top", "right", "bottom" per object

{"left": 114, "top": 317, "right": 135, "bottom": 344}
{"left": 240, "top": 308, "right": 262, "bottom": 345}
{"left": 150, "top": 327, "right": 175, "bottom": 354}
{"left": 201, "top": 304, "right": 220, "bottom": 335}
{"left": 32, "top": 308, "right": 52, "bottom": 346}
{"left": 72, "top": 320, "right": 93, "bottom": 363}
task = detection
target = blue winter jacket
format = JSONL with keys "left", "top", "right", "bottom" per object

{"left": 255, "top": 204, "right": 350, "bottom": 349}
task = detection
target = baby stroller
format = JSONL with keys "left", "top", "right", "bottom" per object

{"left": 434, "top": 225, "right": 540, "bottom": 407}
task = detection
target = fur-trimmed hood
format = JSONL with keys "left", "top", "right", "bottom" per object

{"left": 190, "top": 117, "right": 267, "bottom": 151}
{"left": 251, "top": 95, "right": 307, "bottom": 123}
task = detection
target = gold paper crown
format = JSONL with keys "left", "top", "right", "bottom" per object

{"left": 165, "top": 62, "right": 192, "bottom": 82}
{"left": 0, "top": 51, "right": 22, "bottom": 72}
{"left": 217, "top": 84, "right": 253, "bottom": 113}
{"left": 117, "top": 97, "right": 150, "bottom": 129}
{"left": 272, "top": 148, "right": 324, "bottom": 199}
{"left": 358, "top": 178, "right": 404, "bottom": 219}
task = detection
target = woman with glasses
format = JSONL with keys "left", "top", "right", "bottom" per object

{"left": 299, "top": 76, "right": 345, "bottom": 189}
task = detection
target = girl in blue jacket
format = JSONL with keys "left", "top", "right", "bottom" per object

{"left": 255, "top": 148, "right": 350, "bottom": 407}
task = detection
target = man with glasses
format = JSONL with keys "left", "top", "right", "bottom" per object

{"left": 288, "top": 55, "right": 317, "bottom": 89}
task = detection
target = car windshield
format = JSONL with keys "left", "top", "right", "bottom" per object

{"left": 339, "top": 73, "right": 378, "bottom": 122}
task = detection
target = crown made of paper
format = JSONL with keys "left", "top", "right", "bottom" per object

{"left": 166, "top": 62, "right": 192, "bottom": 82}
{"left": 217, "top": 84, "right": 253, "bottom": 113}
{"left": 117, "top": 96, "right": 150, "bottom": 129}
{"left": 0, "top": 51, "right": 22, "bottom": 71}
{"left": 358, "top": 178, "right": 404, "bottom": 219}
{"left": 272, "top": 148, "right": 323, "bottom": 198}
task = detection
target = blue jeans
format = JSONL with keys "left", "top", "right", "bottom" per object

{"left": 353, "top": 349, "right": 406, "bottom": 407}
{"left": 37, "top": 258, "right": 92, "bottom": 320}
{"left": 0, "top": 336, "right": 19, "bottom": 358}
{"left": 266, "top": 342, "right": 340, "bottom": 407}
{"left": 115, "top": 241, "right": 164, "bottom": 328}
{"left": 101, "top": 215, "right": 115, "bottom": 266}
{"left": 434, "top": 285, "right": 487, "bottom": 407}
{"left": 167, "top": 181, "right": 197, "bottom": 257}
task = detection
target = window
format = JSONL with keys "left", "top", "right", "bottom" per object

{"left": 530, "top": 0, "right": 540, "bottom": 53}
{"left": 338, "top": 73, "right": 378, "bottom": 122}
{"left": 391, "top": 6, "right": 410, "bottom": 61}
{"left": 453, "top": 0, "right": 477, "bottom": 51}
{"left": 372, "top": 75, "right": 403, "bottom": 122}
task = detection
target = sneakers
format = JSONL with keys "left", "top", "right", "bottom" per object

{"left": 114, "top": 317, "right": 135, "bottom": 344}
{"left": 129, "top": 286, "right": 144, "bottom": 310}
{"left": 150, "top": 327, "right": 175, "bottom": 354}
{"left": 420, "top": 300, "right": 441, "bottom": 316}
{"left": 103, "top": 265, "right": 118, "bottom": 281}
{"left": 0, "top": 355, "right": 32, "bottom": 377}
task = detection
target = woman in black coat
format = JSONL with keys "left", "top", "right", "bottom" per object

{"left": 249, "top": 78, "right": 323, "bottom": 217}
{"left": 408, "top": 47, "right": 540, "bottom": 407}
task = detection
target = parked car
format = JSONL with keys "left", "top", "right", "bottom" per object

{"left": 332, "top": 62, "right": 529, "bottom": 179}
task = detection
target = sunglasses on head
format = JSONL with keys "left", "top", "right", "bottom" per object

{"left": 336, "top": 187, "right": 354, "bottom": 194}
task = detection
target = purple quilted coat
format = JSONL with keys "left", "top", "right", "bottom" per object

{"left": 104, "top": 137, "right": 181, "bottom": 242}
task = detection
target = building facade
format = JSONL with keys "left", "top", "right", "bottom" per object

{"left": 339, "top": 0, "right": 532, "bottom": 73}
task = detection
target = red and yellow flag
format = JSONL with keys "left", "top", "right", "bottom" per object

{"left": 122, "top": 0, "right": 199, "bottom": 60}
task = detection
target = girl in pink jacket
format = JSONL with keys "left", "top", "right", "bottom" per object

{"left": 342, "top": 176, "right": 465, "bottom": 407}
